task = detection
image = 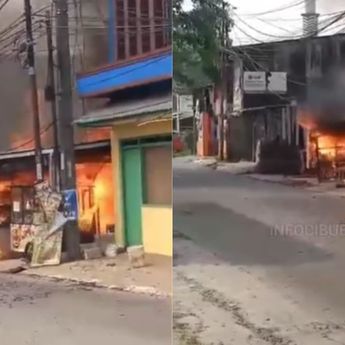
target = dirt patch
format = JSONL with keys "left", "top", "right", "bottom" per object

{"left": 174, "top": 311, "right": 205, "bottom": 345}
{"left": 174, "top": 231, "right": 192, "bottom": 240}
{"left": 177, "top": 272, "right": 294, "bottom": 345}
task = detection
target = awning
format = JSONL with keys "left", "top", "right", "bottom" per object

{"left": 76, "top": 49, "right": 172, "bottom": 98}
{"left": 0, "top": 140, "right": 110, "bottom": 161}
{"left": 75, "top": 94, "right": 172, "bottom": 128}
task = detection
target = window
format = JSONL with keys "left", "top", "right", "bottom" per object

{"left": 143, "top": 145, "right": 172, "bottom": 205}
{"left": 11, "top": 187, "right": 34, "bottom": 224}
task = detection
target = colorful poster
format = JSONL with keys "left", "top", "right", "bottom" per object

{"left": 10, "top": 224, "right": 38, "bottom": 252}
{"left": 63, "top": 189, "right": 78, "bottom": 220}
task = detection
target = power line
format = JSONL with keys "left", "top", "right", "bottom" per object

{"left": 234, "top": 10, "right": 345, "bottom": 46}
{"left": 234, "top": 13, "right": 298, "bottom": 40}
{"left": 241, "top": 0, "right": 305, "bottom": 17}
{"left": 0, "top": 0, "right": 10, "bottom": 12}
{"left": 10, "top": 123, "right": 53, "bottom": 152}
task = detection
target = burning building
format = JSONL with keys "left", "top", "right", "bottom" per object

{"left": 298, "top": 68, "right": 345, "bottom": 182}
{"left": 0, "top": 0, "right": 171, "bottom": 259}
{"left": 0, "top": 141, "right": 116, "bottom": 259}
{"left": 226, "top": 33, "right": 345, "bottom": 166}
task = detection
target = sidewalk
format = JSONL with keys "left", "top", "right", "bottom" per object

{"left": 175, "top": 155, "right": 257, "bottom": 174}
{"left": 20, "top": 253, "right": 172, "bottom": 297}
{"left": 248, "top": 174, "right": 317, "bottom": 187}
{"left": 247, "top": 174, "right": 345, "bottom": 197}
{"left": 0, "top": 258, "right": 27, "bottom": 273}
{"left": 176, "top": 156, "right": 345, "bottom": 197}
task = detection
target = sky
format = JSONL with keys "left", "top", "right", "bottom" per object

{"left": 182, "top": 0, "right": 345, "bottom": 45}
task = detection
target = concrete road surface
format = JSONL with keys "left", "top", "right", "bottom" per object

{"left": 174, "top": 158, "right": 345, "bottom": 345}
{"left": 0, "top": 274, "right": 171, "bottom": 345}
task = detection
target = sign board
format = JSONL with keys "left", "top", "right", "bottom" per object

{"left": 178, "top": 95, "right": 194, "bottom": 116}
{"left": 62, "top": 189, "right": 78, "bottom": 220}
{"left": 243, "top": 71, "right": 266, "bottom": 93}
{"left": 243, "top": 71, "right": 287, "bottom": 94}
{"left": 267, "top": 72, "right": 287, "bottom": 93}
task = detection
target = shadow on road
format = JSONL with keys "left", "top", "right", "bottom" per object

{"left": 174, "top": 202, "right": 333, "bottom": 267}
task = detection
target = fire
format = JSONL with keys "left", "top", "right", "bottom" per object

{"left": 315, "top": 134, "right": 345, "bottom": 159}
{"left": 298, "top": 108, "right": 345, "bottom": 179}
{"left": 298, "top": 110, "right": 318, "bottom": 131}
{"left": 94, "top": 180, "right": 105, "bottom": 199}
{"left": 298, "top": 108, "right": 345, "bottom": 160}
{"left": 76, "top": 162, "right": 114, "bottom": 235}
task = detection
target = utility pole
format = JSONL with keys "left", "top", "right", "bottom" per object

{"left": 218, "top": 0, "right": 226, "bottom": 161}
{"left": 45, "top": 11, "right": 60, "bottom": 191}
{"left": 192, "top": 94, "right": 197, "bottom": 155}
{"left": 24, "top": 0, "right": 43, "bottom": 181}
{"left": 55, "top": 0, "right": 80, "bottom": 260}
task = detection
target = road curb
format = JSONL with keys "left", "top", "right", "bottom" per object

{"left": 21, "top": 272, "right": 171, "bottom": 298}
{"left": 0, "top": 259, "right": 28, "bottom": 274}
{"left": 247, "top": 174, "right": 314, "bottom": 187}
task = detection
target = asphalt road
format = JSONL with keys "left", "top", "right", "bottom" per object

{"left": 173, "top": 158, "right": 345, "bottom": 344}
{"left": 0, "top": 274, "right": 171, "bottom": 345}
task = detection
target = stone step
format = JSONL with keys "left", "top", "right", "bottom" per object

{"left": 82, "top": 246, "right": 103, "bottom": 260}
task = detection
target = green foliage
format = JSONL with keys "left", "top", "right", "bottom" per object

{"left": 173, "top": 0, "right": 233, "bottom": 91}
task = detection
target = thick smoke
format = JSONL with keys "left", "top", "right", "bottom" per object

{"left": 301, "top": 68, "right": 345, "bottom": 134}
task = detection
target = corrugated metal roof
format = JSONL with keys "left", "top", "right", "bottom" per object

{"left": 0, "top": 140, "right": 110, "bottom": 161}
{"left": 77, "top": 51, "right": 172, "bottom": 97}
{"left": 75, "top": 94, "right": 172, "bottom": 127}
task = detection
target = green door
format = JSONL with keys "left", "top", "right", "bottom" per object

{"left": 122, "top": 147, "right": 143, "bottom": 246}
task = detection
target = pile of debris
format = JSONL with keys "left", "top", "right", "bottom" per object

{"left": 256, "top": 139, "right": 302, "bottom": 175}
{"left": 1, "top": 181, "right": 147, "bottom": 274}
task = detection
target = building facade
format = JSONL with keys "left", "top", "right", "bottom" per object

{"left": 75, "top": 0, "right": 172, "bottom": 256}
{"left": 226, "top": 34, "right": 345, "bottom": 164}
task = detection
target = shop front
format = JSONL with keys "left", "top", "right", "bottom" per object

{"left": 76, "top": 95, "right": 172, "bottom": 257}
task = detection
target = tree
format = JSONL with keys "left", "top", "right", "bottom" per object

{"left": 173, "top": 0, "right": 233, "bottom": 92}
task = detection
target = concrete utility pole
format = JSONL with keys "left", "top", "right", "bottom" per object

{"left": 55, "top": 0, "right": 80, "bottom": 260}
{"left": 303, "top": 0, "right": 319, "bottom": 169}
{"left": 24, "top": 0, "right": 43, "bottom": 181}
{"left": 45, "top": 11, "right": 60, "bottom": 191}
{"left": 218, "top": 0, "right": 228, "bottom": 161}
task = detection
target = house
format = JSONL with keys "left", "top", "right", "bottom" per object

{"left": 75, "top": 1, "right": 172, "bottom": 257}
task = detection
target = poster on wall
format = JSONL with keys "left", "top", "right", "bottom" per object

{"left": 10, "top": 224, "right": 38, "bottom": 252}
{"left": 62, "top": 189, "right": 78, "bottom": 221}
{"left": 233, "top": 58, "right": 243, "bottom": 116}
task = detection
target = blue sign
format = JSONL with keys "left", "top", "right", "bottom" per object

{"left": 63, "top": 189, "right": 78, "bottom": 221}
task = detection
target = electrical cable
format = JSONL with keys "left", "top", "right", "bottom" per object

{"left": 0, "top": 0, "right": 10, "bottom": 12}
{"left": 9, "top": 123, "right": 53, "bottom": 152}
{"left": 241, "top": 0, "right": 305, "bottom": 17}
